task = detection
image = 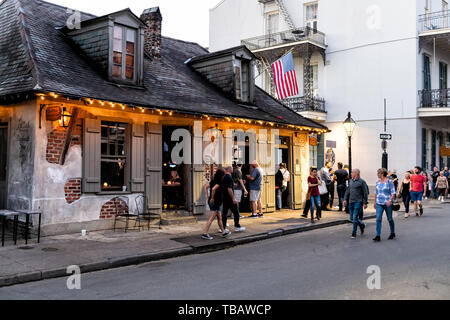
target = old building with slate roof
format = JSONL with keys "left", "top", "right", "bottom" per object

{"left": 0, "top": 0, "right": 328, "bottom": 234}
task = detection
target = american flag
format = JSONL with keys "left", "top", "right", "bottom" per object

{"left": 271, "top": 52, "right": 299, "bottom": 100}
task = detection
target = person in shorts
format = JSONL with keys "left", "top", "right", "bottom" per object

{"left": 410, "top": 166, "right": 427, "bottom": 217}
{"left": 246, "top": 160, "right": 263, "bottom": 218}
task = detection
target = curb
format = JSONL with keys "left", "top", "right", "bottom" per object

{"left": 0, "top": 215, "right": 376, "bottom": 288}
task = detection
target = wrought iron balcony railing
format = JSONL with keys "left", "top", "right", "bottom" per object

{"left": 418, "top": 10, "right": 450, "bottom": 32}
{"left": 241, "top": 27, "right": 326, "bottom": 51}
{"left": 419, "top": 89, "right": 449, "bottom": 108}
{"left": 282, "top": 96, "right": 326, "bottom": 113}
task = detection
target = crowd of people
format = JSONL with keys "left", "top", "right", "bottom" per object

{"left": 201, "top": 160, "right": 450, "bottom": 241}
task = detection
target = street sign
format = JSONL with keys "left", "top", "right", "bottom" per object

{"left": 380, "top": 134, "right": 392, "bottom": 140}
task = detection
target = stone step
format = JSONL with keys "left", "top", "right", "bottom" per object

{"left": 160, "top": 216, "right": 198, "bottom": 226}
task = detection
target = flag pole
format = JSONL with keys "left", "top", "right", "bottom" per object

{"left": 253, "top": 47, "right": 296, "bottom": 80}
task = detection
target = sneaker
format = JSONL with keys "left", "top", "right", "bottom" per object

{"left": 420, "top": 207, "right": 424, "bottom": 216}
{"left": 258, "top": 213, "right": 264, "bottom": 218}
{"left": 360, "top": 224, "right": 366, "bottom": 235}
{"left": 222, "top": 230, "right": 232, "bottom": 237}
{"left": 235, "top": 227, "right": 246, "bottom": 232}
{"left": 202, "top": 234, "right": 213, "bottom": 240}
{"left": 249, "top": 214, "right": 258, "bottom": 218}
{"left": 351, "top": 234, "right": 356, "bottom": 239}
{"left": 388, "top": 233, "right": 396, "bottom": 240}
{"left": 218, "top": 229, "right": 229, "bottom": 234}
{"left": 373, "top": 236, "right": 381, "bottom": 242}
{"left": 301, "top": 214, "right": 308, "bottom": 218}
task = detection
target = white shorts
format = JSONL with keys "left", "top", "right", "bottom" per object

{"left": 234, "top": 190, "right": 243, "bottom": 203}
{"left": 250, "top": 190, "right": 262, "bottom": 202}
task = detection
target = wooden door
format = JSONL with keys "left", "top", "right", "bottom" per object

{"left": 291, "top": 135, "right": 303, "bottom": 210}
{"left": 0, "top": 123, "right": 8, "bottom": 209}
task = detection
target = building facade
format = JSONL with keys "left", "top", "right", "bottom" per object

{"left": 0, "top": 0, "right": 327, "bottom": 234}
{"left": 210, "top": 0, "right": 450, "bottom": 186}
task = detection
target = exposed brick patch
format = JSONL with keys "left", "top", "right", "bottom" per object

{"left": 100, "top": 198, "right": 128, "bottom": 219}
{"left": 46, "top": 117, "right": 83, "bottom": 164}
{"left": 64, "top": 178, "right": 81, "bottom": 204}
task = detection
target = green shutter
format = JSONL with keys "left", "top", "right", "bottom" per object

{"left": 422, "top": 128, "right": 427, "bottom": 170}
{"left": 431, "top": 130, "right": 436, "bottom": 168}
{"left": 131, "top": 124, "right": 145, "bottom": 193}
{"left": 317, "top": 134, "right": 325, "bottom": 169}
{"left": 82, "top": 118, "right": 101, "bottom": 193}
{"left": 424, "top": 55, "right": 431, "bottom": 90}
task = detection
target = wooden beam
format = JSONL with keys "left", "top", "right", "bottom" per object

{"left": 59, "top": 107, "right": 80, "bottom": 165}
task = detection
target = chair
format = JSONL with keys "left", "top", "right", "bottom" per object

{"left": 113, "top": 196, "right": 138, "bottom": 233}
{"left": 135, "top": 195, "right": 162, "bottom": 230}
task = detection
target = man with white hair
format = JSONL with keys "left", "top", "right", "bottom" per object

{"left": 343, "top": 168, "right": 369, "bottom": 239}
{"left": 246, "top": 160, "right": 264, "bottom": 218}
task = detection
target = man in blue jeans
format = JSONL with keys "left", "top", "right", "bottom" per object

{"left": 343, "top": 169, "right": 369, "bottom": 239}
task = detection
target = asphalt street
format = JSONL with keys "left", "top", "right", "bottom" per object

{"left": 1, "top": 204, "right": 449, "bottom": 300}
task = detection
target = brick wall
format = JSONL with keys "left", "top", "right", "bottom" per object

{"left": 64, "top": 178, "right": 81, "bottom": 204}
{"left": 46, "top": 117, "right": 82, "bottom": 164}
{"left": 100, "top": 198, "right": 129, "bottom": 219}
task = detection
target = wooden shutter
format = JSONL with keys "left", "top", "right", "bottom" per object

{"left": 131, "top": 124, "right": 145, "bottom": 193}
{"left": 145, "top": 124, "right": 162, "bottom": 211}
{"left": 291, "top": 135, "right": 303, "bottom": 210}
{"left": 82, "top": 118, "right": 101, "bottom": 193}
{"left": 191, "top": 128, "right": 206, "bottom": 215}
{"left": 265, "top": 137, "right": 276, "bottom": 213}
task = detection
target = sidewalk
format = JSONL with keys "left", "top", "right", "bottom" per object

{"left": 4, "top": 200, "right": 445, "bottom": 288}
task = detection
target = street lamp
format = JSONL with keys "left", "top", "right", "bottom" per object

{"left": 343, "top": 112, "right": 356, "bottom": 175}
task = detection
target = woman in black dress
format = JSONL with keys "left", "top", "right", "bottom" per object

{"left": 398, "top": 172, "right": 411, "bottom": 218}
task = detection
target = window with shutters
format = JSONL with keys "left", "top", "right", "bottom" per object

{"left": 234, "top": 58, "right": 251, "bottom": 103}
{"left": 304, "top": 2, "right": 319, "bottom": 31}
{"left": 101, "top": 121, "right": 130, "bottom": 192}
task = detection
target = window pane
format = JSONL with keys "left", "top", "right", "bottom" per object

{"left": 112, "top": 65, "right": 122, "bottom": 77}
{"left": 114, "top": 26, "right": 123, "bottom": 39}
{"left": 113, "top": 52, "right": 122, "bottom": 65}
{"left": 126, "top": 29, "right": 136, "bottom": 42}
{"left": 113, "top": 39, "right": 122, "bottom": 52}
{"left": 126, "top": 42, "right": 135, "bottom": 55}
{"left": 126, "top": 67, "right": 134, "bottom": 80}
{"left": 126, "top": 54, "right": 134, "bottom": 68}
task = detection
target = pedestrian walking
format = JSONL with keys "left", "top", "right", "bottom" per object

{"left": 307, "top": 167, "right": 322, "bottom": 223}
{"left": 343, "top": 169, "right": 368, "bottom": 239}
{"left": 431, "top": 167, "right": 440, "bottom": 199}
{"left": 247, "top": 160, "right": 264, "bottom": 218}
{"left": 202, "top": 168, "right": 230, "bottom": 240}
{"left": 445, "top": 167, "right": 450, "bottom": 199}
{"left": 398, "top": 172, "right": 411, "bottom": 218}
{"left": 232, "top": 163, "right": 248, "bottom": 218}
{"left": 411, "top": 167, "right": 427, "bottom": 216}
{"left": 422, "top": 171, "right": 431, "bottom": 200}
{"left": 373, "top": 168, "right": 396, "bottom": 242}
{"left": 334, "top": 163, "right": 349, "bottom": 212}
{"left": 221, "top": 166, "right": 246, "bottom": 233}
{"left": 320, "top": 162, "right": 332, "bottom": 211}
{"left": 437, "top": 171, "right": 449, "bottom": 202}
{"left": 389, "top": 170, "right": 399, "bottom": 192}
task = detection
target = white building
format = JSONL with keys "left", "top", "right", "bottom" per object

{"left": 210, "top": 0, "right": 450, "bottom": 186}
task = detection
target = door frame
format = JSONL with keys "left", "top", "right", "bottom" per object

{"left": 0, "top": 119, "right": 10, "bottom": 210}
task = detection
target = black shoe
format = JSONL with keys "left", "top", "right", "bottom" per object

{"left": 420, "top": 207, "right": 424, "bottom": 216}
{"left": 249, "top": 214, "right": 258, "bottom": 218}
{"left": 301, "top": 214, "right": 308, "bottom": 218}
{"left": 351, "top": 234, "right": 356, "bottom": 239}
{"left": 388, "top": 234, "right": 396, "bottom": 240}
{"left": 373, "top": 236, "right": 381, "bottom": 242}
{"left": 311, "top": 219, "right": 315, "bottom": 224}
{"left": 316, "top": 216, "right": 321, "bottom": 221}
{"left": 360, "top": 224, "right": 366, "bottom": 235}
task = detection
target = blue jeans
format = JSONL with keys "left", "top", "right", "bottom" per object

{"left": 432, "top": 182, "right": 439, "bottom": 198}
{"left": 337, "top": 184, "right": 347, "bottom": 211}
{"left": 376, "top": 204, "right": 395, "bottom": 236}
{"left": 276, "top": 189, "right": 282, "bottom": 210}
{"left": 349, "top": 202, "right": 365, "bottom": 235}
{"left": 310, "top": 195, "right": 321, "bottom": 219}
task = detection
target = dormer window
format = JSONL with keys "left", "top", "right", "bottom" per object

{"left": 113, "top": 25, "right": 137, "bottom": 81}
{"left": 234, "top": 58, "right": 251, "bottom": 103}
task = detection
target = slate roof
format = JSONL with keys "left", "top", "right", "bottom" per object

{"left": 0, "top": 0, "right": 328, "bottom": 130}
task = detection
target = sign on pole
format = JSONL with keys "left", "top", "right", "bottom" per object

{"left": 380, "top": 134, "right": 392, "bottom": 140}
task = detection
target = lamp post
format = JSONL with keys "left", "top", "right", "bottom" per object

{"left": 343, "top": 112, "right": 356, "bottom": 175}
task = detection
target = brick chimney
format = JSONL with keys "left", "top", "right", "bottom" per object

{"left": 140, "top": 7, "right": 162, "bottom": 59}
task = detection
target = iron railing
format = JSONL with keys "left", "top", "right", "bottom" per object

{"left": 419, "top": 89, "right": 449, "bottom": 108}
{"left": 282, "top": 96, "right": 326, "bottom": 113}
{"left": 418, "top": 10, "right": 450, "bottom": 32}
{"left": 241, "top": 27, "right": 326, "bottom": 51}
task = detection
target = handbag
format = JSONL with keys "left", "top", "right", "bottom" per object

{"left": 306, "top": 189, "right": 311, "bottom": 201}
{"left": 392, "top": 196, "right": 401, "bottom": 212}
{"left": 318, "top": 181, "right": 328, "bottom": 195}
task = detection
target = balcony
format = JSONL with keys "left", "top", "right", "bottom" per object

{"left": 418, "top": 89, "right": 450, "bottom": 117}
{"left": 283, "top": 96, "right": 327, "bottom": 122}
{"left": 418, "top": 10, "right": 450, "bottom": 52}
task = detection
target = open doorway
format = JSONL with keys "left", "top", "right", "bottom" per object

{"left": 0, "top": 122, "right": 7, "bottom": 209}
{"left": 162, "top": 126, "right": 189, "bottom": 211}
{"left": 275, "top": 136, "right": 292, "bottom": 209}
